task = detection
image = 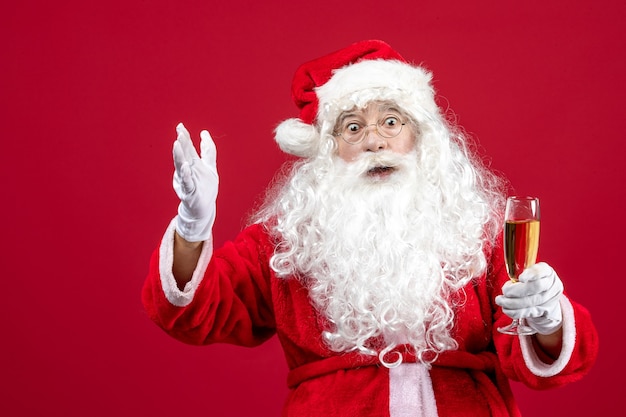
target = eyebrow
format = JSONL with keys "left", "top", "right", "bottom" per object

{"left": 335, "top": 103, "right": 406, "bottom": 128}
{"left": 376, "top": 103, "right": 403, "bottom": 115}
{"left": 337, "top": 112, "right": 360, "bottom": 127}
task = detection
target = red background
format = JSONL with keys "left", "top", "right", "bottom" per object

{"left": 2, "top": 1, "right": 624, "bottom": 415}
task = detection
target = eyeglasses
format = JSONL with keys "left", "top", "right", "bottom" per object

{"left": 335, "top": 114, "right": 406, "bottom": 145}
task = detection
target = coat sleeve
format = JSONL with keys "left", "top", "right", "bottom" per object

{"left": 488, "top": 237, "right": 599, "bottom": 390}
{"left": 142, "top": 222, "right": 277, "bottom": 347}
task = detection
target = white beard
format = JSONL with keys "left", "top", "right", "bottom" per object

{"left": 255, "top": 145, "right": 502, "bottom": 367}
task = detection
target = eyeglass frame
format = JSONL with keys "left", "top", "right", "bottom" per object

{"left": 333, "top": 116, "right": 407, "bottom": 145}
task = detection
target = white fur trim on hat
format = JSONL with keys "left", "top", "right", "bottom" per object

{"left": 316, "top": 60, "right": 437, "bottom": 132}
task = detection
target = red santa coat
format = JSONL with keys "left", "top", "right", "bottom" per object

{"left": 142, "top": 220, "right": 598, "bottom": 417}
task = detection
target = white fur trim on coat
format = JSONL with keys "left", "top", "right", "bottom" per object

{"left": 520, "top": 295, "right": 576, "bottom": 377}
{"left": 158, "top": 217, "right": 213, "bottom": 307}
{"left": 389, "top": 363, "right": 438, "bottom": 417}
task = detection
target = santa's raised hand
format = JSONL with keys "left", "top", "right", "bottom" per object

{"left": 172, "top": 122, "right": 219, "bottom": 242}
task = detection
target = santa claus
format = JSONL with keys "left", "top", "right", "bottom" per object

{"left": 143, "top": 40, "right": 598, "bottom": 416}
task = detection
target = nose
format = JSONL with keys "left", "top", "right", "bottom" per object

{"left": 363, "top": 124, "right": 388, "bottom": 152}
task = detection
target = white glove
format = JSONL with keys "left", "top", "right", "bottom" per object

{"left": 495, "top": 262, "right": 564, "bottom": 335}
{"left": 172, "top": 122, "right": 219, "bottom": 242}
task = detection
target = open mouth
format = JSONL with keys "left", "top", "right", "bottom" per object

{"left": 367, "top": 165, "right": 395, "bottom": 177}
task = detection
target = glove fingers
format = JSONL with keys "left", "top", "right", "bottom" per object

{"left": 501, "top": 306, "right": 545, "bottom": 319}
{"left": 173, "top": 141, "right": 197, "bottom": 194}
{"left": 200, "top": 131, "right": 219, "bottom": 199}
{"left": 503, "top": 278, "right": 552, "bottom": 298}
{"left": 173, "top": 160, "right": 195, "bottom": 196}
{"left": 518, "top": 262, "right": 553, "bottom": 283}
{"left": 176, "top": 123, "right": 200, "bottom": 161}
{"left": 497, "top": 289, "right": 561, "bottom": 311}
{"left": 173, "top": 140, "right": 186, "bottom": 174}
{"left": 499, "top": 299, "right": 557, "bottom": 319}
{"left": 179, "top": 162, "right": 195, "bottom": 195}
{"left": 502, "top": 273, "right": 563, "bottom": 300}
{"left": 200, "top": 130, "right": 217, "bottom": 167}
{"left": 502, "top": 300, "right": 562, "bottom": 322}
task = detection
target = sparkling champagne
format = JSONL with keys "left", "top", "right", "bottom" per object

{"left": 503, "top": 220, "right": 540, "bottom": 280}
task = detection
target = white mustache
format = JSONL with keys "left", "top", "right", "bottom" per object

{"left": 347, "top": 151, "right": 411, "bottom": 176}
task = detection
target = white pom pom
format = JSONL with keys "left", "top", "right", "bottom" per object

{"left": 274, "top": 118, "right": 320, "bottom": 158}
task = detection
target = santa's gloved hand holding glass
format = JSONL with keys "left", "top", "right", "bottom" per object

{"left": 496, "top": 262, "right": 564, "bottom": 336}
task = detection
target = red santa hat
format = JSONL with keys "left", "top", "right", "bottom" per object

{"left": 275, "top": 40, "right": 438, "bottom": 158}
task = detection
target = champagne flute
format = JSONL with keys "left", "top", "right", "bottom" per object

{"left": 497, "top": 196, "right": 540, "bottom": 336}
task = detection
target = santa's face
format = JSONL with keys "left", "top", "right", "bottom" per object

{"left": 333, "top": 102, "right": 417, "bottom": 165}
